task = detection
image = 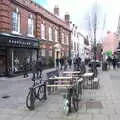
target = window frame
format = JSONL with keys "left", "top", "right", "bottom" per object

{"left": 12, "top": 8, "right": 20, "bottom": 34}
{"left": 27, "top": 15, "right": 34, "bottom": 37}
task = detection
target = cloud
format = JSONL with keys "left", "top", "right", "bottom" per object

{"left": 45, "top": 0, "right": 119, "bottom": 33}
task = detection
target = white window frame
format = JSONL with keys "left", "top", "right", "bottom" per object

{"left": 49, "top": 50, "right": 52, "bottom": 57}
{"left": 41, "top": 49, "right": 45, "bottom": 56}
{"left": 41, "top": 24, "right": 45, "bottom": 40}
{"left": 27, "top": 15, "right": 34, "bottom": 37}
{"left": 49, "top": 27, "right": 52, "bottom": 41}
{"left": 12, "top": 8, "right": 20, "bottom": 34}
{"left": 55, "top": 30, "right": 58, "bottom": 42}
{"left": 62, "top": 32, "right": 64, "bottom": 44}
{"left": 66, "top": 35, "right": 69, "bottom": 45}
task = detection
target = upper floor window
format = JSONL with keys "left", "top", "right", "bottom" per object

{"left": 62, "top": 32, "right": 64, "bottom": 44}
{"left": 66, "top": 35, "right": 69, "bottom": 45}
{"left": 28, "top": 15, "right": 34, "bottom": 37}
{"left": 41, "top": 24, "right": 45, "bottom": 40}
{"left": 12, "top": 8, "right": 20, "bottom": 34}
{"left": 55, "top": 30, "right": 58, "bottom": 42}
{"left": 49, "top": 27, "right": 52, "bottom": 41}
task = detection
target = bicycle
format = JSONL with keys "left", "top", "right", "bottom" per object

{"left": 63, "top": 84, "right": 79, "bottom": 115}
{"left": 26, "top": 79, "right": 47, "bottom": 110}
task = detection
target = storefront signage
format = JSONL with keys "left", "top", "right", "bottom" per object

{"left": 9, "top": 40, "right": 31, "bottom": 45}
{"left": 0, "top": 34, "right": 38, "bottom": 48}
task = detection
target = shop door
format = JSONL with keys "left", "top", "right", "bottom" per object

{"left": 0, "top": 55, "right": 6, "bottom": 75}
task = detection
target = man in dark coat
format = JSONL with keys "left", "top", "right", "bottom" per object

{"left": 36, "top": 58, "right": 43, "bottom": 78}
{"left": 68, "top": 57, "right": 72, "bottom": 68}
{"left": 56, "top": 58, "right": 59, "bottom": 69}
{"left": 59, "top": 57, "right": 64, "bottom": 70}
{"left": 23, "top": 58, "right": 28, "bottom": 78}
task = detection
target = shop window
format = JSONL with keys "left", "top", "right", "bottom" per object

{"left": 41, "top": 49, "right": 45, "bottom": 56}
{"left": 28, "top": 15, "right": 34, "bottom": 37}
{"left": 49, "top": 50, "right": 52, "bottom": 57}
{"left": 12, "top": 8, "right": 20, "bottom": 34}
{"left": 41, "top": 24, "right": 45, "bottom": 40}
{"left": 49, "top": 27, "right": 52, "bottom": 41}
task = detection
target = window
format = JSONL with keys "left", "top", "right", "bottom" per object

{"left": 55, "top": 30, "right": 58, "bottom": 42}
{"left": 41, "top": 24, "right": 45, "bottom": 40}
{"left": 28, "top": 15, "right": 34, "bottom": 37}
{"left": 62, "top": 32, "right": 64, "bottom": 44}
{"left": 66, "top": 35, "right": 69, "bottom": 45}
{"left": 41, "top": 49, "right": 45, "bottom": 56}
{"left": 49, "top": 27, "right": 52, "bottom": 41}
{"left": 49, "top": 50, "right": 52, "bottom": 57}
{"left": 12, "top": 8, "right": 20, "bottom": 33}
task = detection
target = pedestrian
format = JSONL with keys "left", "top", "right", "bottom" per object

{"left": 23, "top": 58, "right": 28, "bottom": 78}
{"left": 32, "top": 60, "right": 37, "bottom": 81}
{"left": 112, "top": 56, "right": 117, "bottom": 70}
{"left": 107, "top": 56, "right": 112, "bottom": 69}
{"left": 73, "top": 57, "right": 77, "bottom": 70}
{"left": 80, "top": 60, "right": 86, "bottom": 74}
{"left": 64, "top": 56, "right": 67, "bottom": 71}
{"left": 59, "top": 57, "right": 64, "bottom": 70}
{"left": 56, "top": 58, "right": 59, "bottom": 69}
{"left": 38, "top": 58, "right": 43, "bottom": 78}
{"left": 68, "top": 57, "right": 72, "bottom": 68}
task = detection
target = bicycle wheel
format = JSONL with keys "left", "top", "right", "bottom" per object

{"left": 72, "top": 90, "right": 79, "bottom": 112}
{"left": 37, "top": 85, "right": 45, "bottom": 100}
{"left": 63, "top": 98, "right": 69, "bottom": 115}
{"left": 26, "top": 91, "right": 35, "bottom": 110}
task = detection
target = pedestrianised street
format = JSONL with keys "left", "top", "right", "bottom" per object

{"left": 0, "top": 68, "right": 120, "bottom": 120}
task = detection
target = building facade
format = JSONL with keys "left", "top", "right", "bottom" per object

{"left": 70, "top": 23, "right": 90, "bottom": 60}
{"left": 0, "top": 0, "right": 71, "bottom": 76}
{"left": 103, "top": 31, "right": 119, "bottom": 56}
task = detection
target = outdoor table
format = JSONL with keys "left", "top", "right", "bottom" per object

{"left": 47, "top": 76, "right": 78, "bottom": 94}
{"left": 63, "top": 71, "right": 81, "bottom": 77}
{"left": 48, "top": 76, "right": 78, "bottom": 84}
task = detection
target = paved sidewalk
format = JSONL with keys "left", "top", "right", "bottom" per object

{"left": 0, "top": 67, "right": 120, "bottom": 120}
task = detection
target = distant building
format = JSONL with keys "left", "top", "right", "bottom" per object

{"left": 103, "top": 31, "right": 119, "bottom": 58}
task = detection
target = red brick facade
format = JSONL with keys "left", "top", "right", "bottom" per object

{"left": 0, "top": 0, "right": 71, "bottom": 63}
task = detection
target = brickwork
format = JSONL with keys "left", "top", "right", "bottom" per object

{"left": 0, "top": 0, "right": 11, "bottom": 32}
{"left": 0, "top": 0, "right": 71, "bottom": 58}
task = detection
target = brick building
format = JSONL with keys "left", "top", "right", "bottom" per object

{"left": 0, "top": 0, "right": 71, "bottom": 76}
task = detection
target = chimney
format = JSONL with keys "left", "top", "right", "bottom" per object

{"left": 54, "top": 5, "right": 59, "bottom": 16}
{"left": 64, "top": 13, "right": 70, "bottom": 24}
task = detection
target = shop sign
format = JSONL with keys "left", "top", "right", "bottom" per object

{"left": 8, "top": 39, "right": 38, "bottom": 48}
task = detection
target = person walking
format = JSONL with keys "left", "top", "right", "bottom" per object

{"left": 32, "top": 60, "right": 37, "bottom": 81}
{"left": 64, "top": 56, "right": 67, "bottom": 71}
{"left": 56, "top": 58, "right": 59, "bottom": 69}
{"left": 60, "top": 57, "right": 64, "bottom": 70}
{"left": 107, "top": 56, "right": 112, "bottom": 69}
{"left": 68, "top": 57, "right": 72, "bottom": 68}
{"left": 112, "top": 56, "right": 117, "bottom": 70}
{"left": 23, "top": 58, "right": 28, "bottom": 78}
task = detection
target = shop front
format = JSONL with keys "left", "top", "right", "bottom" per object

{"left": 0, "top": 33, "right": 38, "bottom": 76}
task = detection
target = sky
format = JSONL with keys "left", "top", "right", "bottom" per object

{"left": 34, "top": 0, "right": 120, "bottom": 41}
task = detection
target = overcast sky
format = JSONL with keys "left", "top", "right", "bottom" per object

{"left": 34, "top": 0, "right": 120, "bottom": 40}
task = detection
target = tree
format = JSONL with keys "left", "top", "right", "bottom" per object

{"left": 85, "top": 1, "right": 106, "bottom": 60}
